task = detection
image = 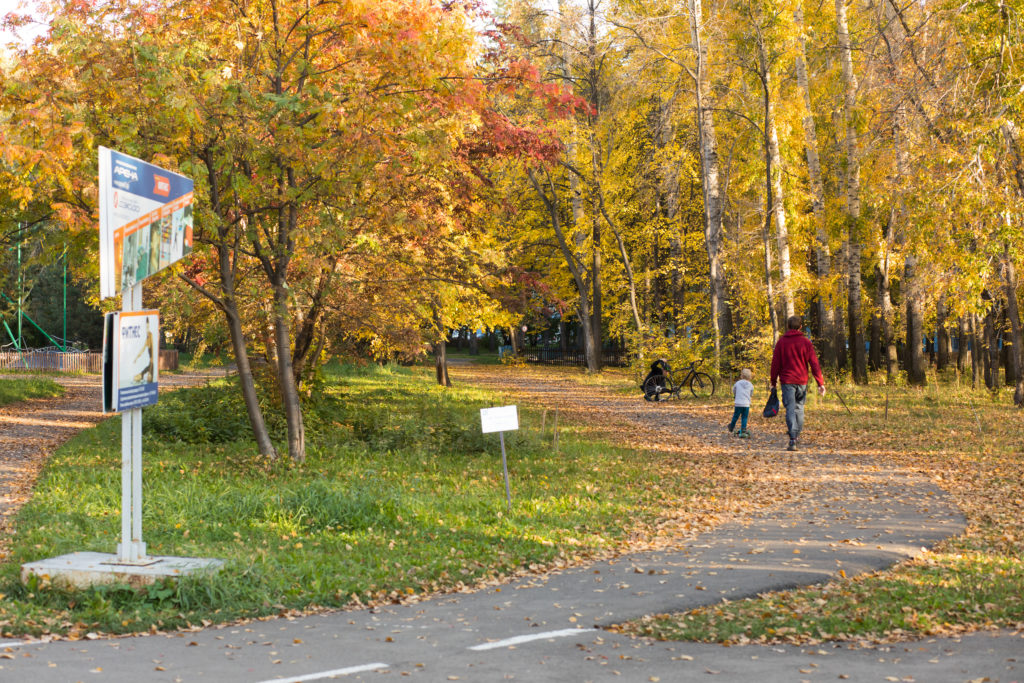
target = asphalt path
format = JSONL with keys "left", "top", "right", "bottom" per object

{"left": 0, "top": 368, "right": 1020, "bottom": 682}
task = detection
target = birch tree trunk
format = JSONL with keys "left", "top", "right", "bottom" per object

{"left": 877, "top": 214, "right": 899, "bottom": 380}
{"left": 759, "top": 34, "right": 794, "bottom": 319}
{"left": 687, "top": 0, "right": 727, "bottom": 369}
{"left": 795, "top": 4, "right": 836, "bottom": 367}
{"left": 762, "top": 201, "right": 779, "bottom": 342}
{"left": 836, "top": 0, "right": 867, "bottom": 384}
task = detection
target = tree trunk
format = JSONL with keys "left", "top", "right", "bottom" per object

{"left": 598, "top": 201, "right": 643, "bottom": 332}
{"left": 762, "top": 198, "right": 779, "bottom": 343}
{"left": 291, "top": 263, "right": 334, "bottom": 388}
{"left": 985, "top": 301, "right": 1001, "bottom": 391}
{"left": 434, "top": 340, "right": 451, "bottom": 387}
{"left": 433, "top": 307, "right": 451, "bottom": 387}
{"left": 469, "top": 329, "right": 479, "bottom": 356}
{"left": 527, "top": 169, "right": 600, "bottom": 372}
{"left": 957, "top": 316, "right": 970, "bottom": 373}
{"left": 272, "top": 276, "right": 305, "bottom": 463}
{"left": 936, "top": 299, "right": 950, "bottom": 371}
{"left": 869, "top": 307, "right": 882, "bottom": 371}
{"left": 1004, "top": 250, "right": 1024, "bottom": 406}
{"left": 905, "top": 254, "right": 927, "bottom": 385}
{"left": 586, "top": 2, "right": 603, "bottom": 371}
{"left": 971, "top": 313, "right": 983, "bottom": 388}
{"left": 759, "top": 36, "right": 794, "bottom": 320}
{"left": 876, "top": 215, "right": 899, "bottom": 380}
{"left": 688, "top": 0, "right": 727, "bottom": 369}
{"left": 184, "top": 149, "right": 276, "bottom": 459}
{"left": 836, "top": 0, "right": 867, "bottom": 384}
{"left": 847, "top": 242, "right": 867, "bottom": 384}
{"left": 795, "top": 3, "right": 836, "bottom": 369}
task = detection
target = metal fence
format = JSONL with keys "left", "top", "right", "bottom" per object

{"left": 0, "top": 350, "right": 179, "bottom": 373}
{"left": 517, "top": 347, "right": 631, "bottom": 367}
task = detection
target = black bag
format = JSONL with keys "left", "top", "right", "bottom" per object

{"left": 763, "top": 387, "right": 780, "bottom": 418}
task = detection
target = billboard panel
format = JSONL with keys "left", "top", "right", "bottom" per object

{"left": 102, "top": 310, "right": 160, "bottom": 413}
{"left": 99, "top": 147, "right": 194, "bottom": 299}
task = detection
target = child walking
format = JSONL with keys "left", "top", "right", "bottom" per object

{"left": 729, "top": 368, "right": 754, "bottom": 437}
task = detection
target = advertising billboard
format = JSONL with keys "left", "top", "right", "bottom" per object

{"left": 99, "top": 147, "right": 194, "bottom": 299}
{"left": 102, "top": 310, "right": 160, "bottom": 413}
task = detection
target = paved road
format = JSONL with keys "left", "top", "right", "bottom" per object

{"left": 1, "top": 476, "right": 1017, "bottom": 682}
{"left": 0, "top": 368, "right": 1020, "bottom": 682}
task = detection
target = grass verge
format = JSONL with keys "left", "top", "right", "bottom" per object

{"left": 0, "top": 377, "right": 64, "bottom": 407}
{"left": 0, "top": 362, "right": 696, "bottom": 638}
{"left": 623, "top": 369, "right": 1024, "bottom": 644}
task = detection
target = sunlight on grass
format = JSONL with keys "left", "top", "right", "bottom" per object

{"left": 0, "top": 363, "right": 694, "bottom": 637}
{"left": 0, "top": 377, "right": 64, "bottom": 406}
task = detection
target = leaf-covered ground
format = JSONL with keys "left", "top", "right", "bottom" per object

{"left": 2, "top": 362, "right": 1020, "bottom": 644}
{"left": 469, "top": 364, "right": 1024, "bottom": 644}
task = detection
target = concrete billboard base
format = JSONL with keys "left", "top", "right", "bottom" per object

{"left": 21, "top": 552, "right": 224, "bottom": 590}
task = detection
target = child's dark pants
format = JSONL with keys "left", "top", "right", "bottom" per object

{"left": 729, "top": 406, "right": 749, "bottom": 432}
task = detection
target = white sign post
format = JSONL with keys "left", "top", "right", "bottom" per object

{"left": 20, "top": 149, "right": 221, "bottom": 587}
{"left": 481, "top": 405, "right": 519, "bottom": 512}
{"left": 98, "top": 149, "right": 193, "bottom": 565}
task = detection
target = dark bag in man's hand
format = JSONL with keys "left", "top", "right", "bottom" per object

{"left": 763, "top": 387, "right": 780, "bottom": 418}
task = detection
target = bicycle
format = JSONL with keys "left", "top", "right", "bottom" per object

{"left": 642, "top": 359, "right": 716, "bottom": 401}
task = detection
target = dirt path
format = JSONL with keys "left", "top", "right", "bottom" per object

{"left": 0, "top": 370, "right": 224, "bottom": 560}
{"left": 450, "top": 364, "right": 962, "bottom": 552}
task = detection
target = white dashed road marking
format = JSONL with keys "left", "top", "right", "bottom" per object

{"left": 468, "top": 628, "right": 598, "bottom": 651}
{"left": 253, "top": 662, "right": 389, "bottom": 682}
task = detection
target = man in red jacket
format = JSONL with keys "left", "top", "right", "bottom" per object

{"left": 770, "top": 315, "right": 827, "bottom": 451}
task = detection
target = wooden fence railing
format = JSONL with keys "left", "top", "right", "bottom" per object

{"left": 0, "top": 350, "right": 179, "bottom": 373}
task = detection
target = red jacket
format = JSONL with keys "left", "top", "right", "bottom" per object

{"left": 770, "top": 330, "right": 825, "bottom": 387}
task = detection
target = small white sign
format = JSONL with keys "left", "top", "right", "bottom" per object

{"left": 481, "top": 405, "right": 519, "bottom": 434}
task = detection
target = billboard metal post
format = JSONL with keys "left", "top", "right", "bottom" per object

{"left": 117, "top": 281, "right": 149, "bottom": 564}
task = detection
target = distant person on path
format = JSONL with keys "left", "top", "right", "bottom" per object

{"left": 770, "top": 315, "right": 826, "bottom": 451}
{"left": 728, "top": 368, "right": 754, "bottom": 437}
{"left": 642, "top": 358, "right": 669, "bottom": 390}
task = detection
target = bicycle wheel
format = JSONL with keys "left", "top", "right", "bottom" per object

{"left": 689, "top": 372, "right": 715, "bottom": 398}
{"left": 643, "top": 375, "right": 674, "bottom": 401}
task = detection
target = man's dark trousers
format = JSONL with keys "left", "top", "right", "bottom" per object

{"left": 781, "top": 384, "right": 807, "bottom": 440}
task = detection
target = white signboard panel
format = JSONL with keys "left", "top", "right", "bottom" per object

{"left": 99, "top": 147, "right": 194, "bottom": 299}
{"left": 480, "top": 405, "right": 519, "bottom": 434}
{"left": 102, "top": 310, "right": 160, "bottom": 412}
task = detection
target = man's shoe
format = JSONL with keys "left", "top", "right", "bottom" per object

{"left": 787, "top": 439, "right": 796, "bottom": 451}
{"left": 728, "top": 423, "right": 734, "bottom": 433}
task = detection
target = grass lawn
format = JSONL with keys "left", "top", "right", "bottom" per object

{"left": 0, "top": 377, "right": 64, "bottom": 406}
{"left": 0, "top": 362, "right": 699, "bottom": 638}
{"left": 624, "top": 369, "right": 1024, "bottom": 644}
